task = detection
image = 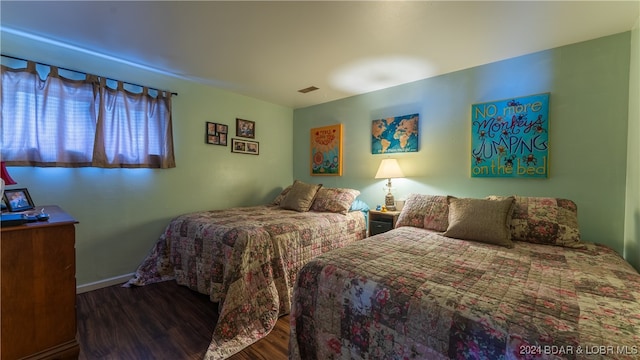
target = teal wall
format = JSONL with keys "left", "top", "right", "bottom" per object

{"left": 625, "top": 19, "right": 640, "bottom": 271}
{"left": 293, "top": 33, "right": 634, "bottom": 266}
{"left": 1, "top": 32, "right": 294, "bottom": 286}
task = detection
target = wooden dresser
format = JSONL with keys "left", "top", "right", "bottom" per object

{"left": 1, "top": 205, "right": 79, "bottom": 360}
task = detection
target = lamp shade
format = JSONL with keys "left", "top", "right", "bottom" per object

{"left": 375, "top": 158, "right": 404, "bottom": 179}
{"left": 0, "top": 162, "right": 16, "bottom": 185}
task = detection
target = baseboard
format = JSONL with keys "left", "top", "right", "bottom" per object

{"left": 76, "top": 273, "right": 134, "bottom": 294}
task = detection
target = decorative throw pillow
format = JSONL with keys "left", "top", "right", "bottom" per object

{"left": 271, "top": 185, "right": 292, "bottom": 205}
{"left": 443, "top": 196, "right": 515, "bottom": 248}
{"left": 310, "top": 187, "right": 360, "bottom": 214}
{"left": 488, "top": 195, "right": 584, "bottom": 248}
{"left": 396, "top": 193, "right": 449, "bottom": 231}
{"left": 349, "top": 199, "right": 370, "bottom": 213}
{"left": 279, "top": 180, "right": 322, "bottom": 212}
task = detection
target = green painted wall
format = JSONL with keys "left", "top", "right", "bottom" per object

{"left": 293, "top": 33, "right": 633, "bottom": 266}
{"left": 2, "top": 32, "right": 294, "bottom": 286}
{"left": 625, "top": 18, "right": 640, "bottom": 271}
{"left": 3, "top": 29, "right": 636, "bottom": 287}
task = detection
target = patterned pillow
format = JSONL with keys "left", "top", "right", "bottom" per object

{"left": 443, "top": 196, "right": 515, "bottom": 248}
{"left": 279, "top": 180, "right": 322, "bottom": 212}
{"left": 310, "top": 188, "right": 361, "bottom": 214}
{"left": 487, "top": 195, "right": 585, "bottom": 248}
{"left": 271, "top": 185, "right": 292, "bottom": 205}
{"left": 396, "top": 193, "right": 449, "bottom": 231}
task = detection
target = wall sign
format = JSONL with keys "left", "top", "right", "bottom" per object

{"left": 471, "top": 93, "right": 549, "bottom": 178}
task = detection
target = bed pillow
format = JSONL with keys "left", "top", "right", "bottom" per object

{"left": 443, "top": 196, "right": 515, "bottom": 248}
{"left": 395, "top": 193, "right": 449, "bottom": 231}
{"left": 349, "top": 199, "right": 370, "bottom": 213}
{"left": 488, "top": 195, "right": 584, "bottom": 248}
{"left": 310, "top": 187, "right": 360, "bottom": 214}
{"left": 271, "top": 185, "right": 292, "bottom": 205}
{"left": 279, "top": 180, "right": 322, "bottom": 212}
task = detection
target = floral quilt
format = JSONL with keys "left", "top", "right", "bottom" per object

{"left": 290, "top": 226, "right": 640, "bottom": 360}
{"left": 124, "top": 205, "right": 366, "bottom": 359}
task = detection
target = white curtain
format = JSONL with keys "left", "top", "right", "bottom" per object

{"left": 0, "top": 60, "right": 175, "bottom": 168}
{"left": 93, "top": 78, "right": 175, "bottom": 168}
{"left": 1, "top": 62, "right": 97, "bottom": 166}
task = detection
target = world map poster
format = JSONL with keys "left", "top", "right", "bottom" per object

{"left": 371, "top": 113, "right": 419, "bottom": 154}
{"left": 471, "top": 93, "right": 549, "bottom": 178}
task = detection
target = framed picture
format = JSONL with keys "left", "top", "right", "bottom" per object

{"left": 231, "top": 138, "right": 259, "bottom": 155}
{"left": 470, "top": 93, "right": 549, "bottom": 178}
{"left": 205, "top": 121, "right": 228, "bottom": 146}
{"left": 371, "top": 113, "right": 419, "bottom": 154}
{"left": 310, "top": 123, "right": 343, "bottom": 176}
{"left": 3, "top": 187, "right": 35, "bottom": 212}
{"left": 236, "top": 118, "right": 255, "bottom": 138}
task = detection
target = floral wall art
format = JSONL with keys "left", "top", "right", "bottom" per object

{"left": 310, "top": 124, "right": 343, "bottom": 176}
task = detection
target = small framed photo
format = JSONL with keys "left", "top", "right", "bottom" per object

{"left": 216, "top": 123, "right": 228, "bottom": 134}
{"left": 206, "top": 122, "right": 217, "bottom": 135}
{"left": 206, "top": 121, "right": 228, "bottom": 146}
{"left": 231, "top": 138, "right": 259, "bottom": 155}
{"left": 236, "top": 118, "right": 255, "bottom": 138}
{"left": 3, "top": 187, "right": 35, "bottom": 212}
{"left": 207, "top": 135, "right": 220, "bottom": 145}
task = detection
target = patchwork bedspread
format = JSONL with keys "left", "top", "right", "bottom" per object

{"left": 290, "top": 226, "right": 640, "bottom": 360}
{"left": 124, "top": 205, "right": 366, "bottom": 359}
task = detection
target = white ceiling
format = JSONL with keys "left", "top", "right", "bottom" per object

{"left": 1, "top": 1, "right": 639, "bottom": 109}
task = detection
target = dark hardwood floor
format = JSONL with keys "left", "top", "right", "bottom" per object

{"left": 76, "top": 281, "right": 289, "bottom": 360}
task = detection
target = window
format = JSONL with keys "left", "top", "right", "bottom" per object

{"left": 0, "top": 59, "right": 175, "bottom": 168}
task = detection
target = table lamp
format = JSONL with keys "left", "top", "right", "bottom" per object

{"left": 374, "top": 158, "right": 404, "bottom": 211}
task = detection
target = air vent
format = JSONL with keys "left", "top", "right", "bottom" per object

{"left": 298, "top": 86, "right": 319, "bottom": 94}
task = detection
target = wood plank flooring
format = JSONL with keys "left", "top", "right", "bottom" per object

{"left": 76, "top": 280, "right": 289, "bottom": 360}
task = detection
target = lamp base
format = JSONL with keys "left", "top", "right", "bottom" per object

{"left": 384, "top": 192, "right": 396, "bottom": 211}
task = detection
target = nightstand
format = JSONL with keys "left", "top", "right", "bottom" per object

{"left": 369, "top": 210, "right": 401, "bottom": 236}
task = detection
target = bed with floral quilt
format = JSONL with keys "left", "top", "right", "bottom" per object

{"left": 290, "top": 194, "right": 640, "bottom": 360}
{"left": 125, "top": 181, "right": 367, "bottom": 359}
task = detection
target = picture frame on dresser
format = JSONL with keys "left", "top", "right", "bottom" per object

{"left": 3, "top": 187, "right": 35, "bottom": 212}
